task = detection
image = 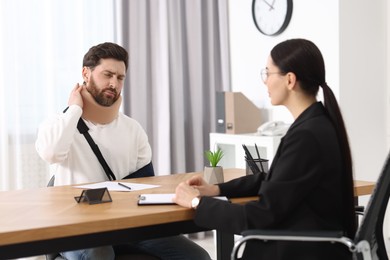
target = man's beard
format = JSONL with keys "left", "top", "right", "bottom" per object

{"left": 86, "top": 76, "right": 119, "bottom": 107}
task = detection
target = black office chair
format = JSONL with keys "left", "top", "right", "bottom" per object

{"left": 231, "top": 152, "right": 390, "bottom": 260}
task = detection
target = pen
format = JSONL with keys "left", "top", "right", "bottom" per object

{"left": 255, "top": 143, "right": 265, "bottom": 173}
{"left": 245, "top": 156, "right": 260, "bottom": 175}
{"left": 243, "top": 144, "right": 260, "bottom": 173}
{"left": 118, "top": 182, "right": 132, "bottom": 190}
{"left": 242, "top": 144, "right": 254, "bottom": 161}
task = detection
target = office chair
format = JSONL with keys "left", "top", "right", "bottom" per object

{"left": 231, "top": 152, "right": 390, "bottom": 260}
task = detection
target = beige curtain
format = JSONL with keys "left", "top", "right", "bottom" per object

{"left": 115, "top": 0, "right": 231, "bottom": 175}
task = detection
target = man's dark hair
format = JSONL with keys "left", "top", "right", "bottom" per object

{"left": 83, "top": 42, "right": 128, "bottom": 71}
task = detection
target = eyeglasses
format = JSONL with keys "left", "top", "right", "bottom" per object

{"left": 261, "top": 68, "right": 283, "bottom": 83}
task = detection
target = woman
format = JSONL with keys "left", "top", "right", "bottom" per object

{"left": 173, "top": 39, "right": 356, "bottom": 260}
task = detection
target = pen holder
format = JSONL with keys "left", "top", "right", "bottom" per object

{"left": 245, "top": 158, "right": 269, "bottom": 176}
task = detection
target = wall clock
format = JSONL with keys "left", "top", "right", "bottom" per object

{"left": 252, "top": 0, "right": 293, "bottom": 36}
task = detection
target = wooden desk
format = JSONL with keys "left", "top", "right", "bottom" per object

{"left": 354, "top": 180, "right": 375, "bottom": 196}
{"left": 0, "top": 169, "right": 375, "bottom": 259}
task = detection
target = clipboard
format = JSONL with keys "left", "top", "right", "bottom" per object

{"left": 138, "top": 193, "right": 175, "bottom": 205}
{"left": 137, "top": 193, "right": 230, "bottom": 205}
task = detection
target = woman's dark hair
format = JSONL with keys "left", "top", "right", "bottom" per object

{"left": 271, "top": 39, "right": 356, "bottom": 238}
{"left": 83, "top": 42, "right": 128, "bottom": 71}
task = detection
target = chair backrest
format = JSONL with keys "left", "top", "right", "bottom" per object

{"left": 47, "top": 175, "right": 55, "bottom": 187}
{"left": 354, "top": 152, "right": 390, "bottom": 260}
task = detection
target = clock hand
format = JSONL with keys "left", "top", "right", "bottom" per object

{"left": 262, "top": 0, "right": 275, "bottom": 10}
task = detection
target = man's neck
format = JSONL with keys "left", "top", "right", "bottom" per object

{"left": 80, "top": 89, "right": 122, "bottom": 125}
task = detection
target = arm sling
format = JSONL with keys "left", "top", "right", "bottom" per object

{"left": 76, "top": 117, "right": 155, "bottom": 180}
{"left": 62, "top": 107, "right": 154, "bottom": 181}
{"left": 48, "top": 109, "right": 154, "bottom": 186}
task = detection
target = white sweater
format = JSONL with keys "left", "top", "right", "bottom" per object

{"left": 36, "top": 105, "right": 152, "bottom": 186}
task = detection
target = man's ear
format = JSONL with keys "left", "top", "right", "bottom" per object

{"left": 82, "top": 66, "right": 90, "bottom": 83}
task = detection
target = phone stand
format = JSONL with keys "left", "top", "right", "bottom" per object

{"left": 74, "top": 188, "right": 112, "bottom": 204}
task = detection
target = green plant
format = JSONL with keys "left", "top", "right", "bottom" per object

{"left": 204, "top": 148, "right": 224, "bottom": 167}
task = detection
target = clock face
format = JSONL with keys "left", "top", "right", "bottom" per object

{"left": 252, "top": 0, "right": 293, "bottom": 36}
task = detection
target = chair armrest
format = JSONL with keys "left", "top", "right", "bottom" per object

{"left": 355, "top": 205, "right": 365, "bottom": 216}
{"left": 243, "top": 229, "right": 344, "bottom": 238}
{"left": 231, "top": 229, "right": 356, "bottom": 260}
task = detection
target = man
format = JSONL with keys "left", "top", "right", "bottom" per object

{"left": 36, "top": 42, "right": 210, "bottom": 260}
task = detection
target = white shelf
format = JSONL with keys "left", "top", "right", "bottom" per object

{"left": 209, "top": 133, "right": 282, "bottom": 170}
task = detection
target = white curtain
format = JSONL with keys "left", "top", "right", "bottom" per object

{"left": 0, "top": 0, "right": 231, "bottom": 190}
{"left": 116, "top": 0, "right": 231, "bottom": 175}
{"left": 0, "top": 0, "right": 116, "bottom": 191}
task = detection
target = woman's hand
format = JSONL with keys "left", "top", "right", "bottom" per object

{"left": 186, "top": 175, "right": 220, "bottom": 197}
{"left": 173, "top": 182, "right": 200, "bottom": 208}
{"left": 173, "top": 175, "right": 221, "bottom": 208}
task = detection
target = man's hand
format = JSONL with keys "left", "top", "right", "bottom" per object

{"left": 68, "top": 83, "right": 84, "bottom": 108}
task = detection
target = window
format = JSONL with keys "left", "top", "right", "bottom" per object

{"left": 0, "top": 0, "right": 115, "bottom": 190}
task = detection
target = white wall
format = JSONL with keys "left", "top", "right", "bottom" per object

{"left": 339, "top": 0, "right": 389, "bottom": 247}
{"left": 228, "top": 0, "right": 339, "bottom": 123}
{"left": 228, "top": 0, "right": 388, "bottom": 181}
{"left": 339, "top": 0, "right": 388, "bottom": 181}
{"left": 228, "top": 0, "right": 390, "bottom": 248}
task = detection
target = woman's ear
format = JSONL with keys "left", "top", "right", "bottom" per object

{"left": 286, "top": 72, "right": 297, "bottom": 90}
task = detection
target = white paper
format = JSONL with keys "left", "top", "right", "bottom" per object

{"left": 74, "top": 181, "right": 160, "bottom": 192}
{"left": 138, "top": 193, "right": 176, "bottom": 205}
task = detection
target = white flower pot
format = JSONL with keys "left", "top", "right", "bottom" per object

{"left": 203, "top": 166, "right": 224, "bottom": 184}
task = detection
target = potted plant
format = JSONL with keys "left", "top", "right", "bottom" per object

{"left": 204, "top": 148, "right": 224, "bottom": 184}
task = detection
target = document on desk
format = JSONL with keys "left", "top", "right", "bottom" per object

{"left": 138, "top": 194, "right": 229, "bottom": 205}
{"left": 74, "top": 181, "right": 160, "bottom": 192}
{"left": 138, "top": 193, "right": 176, "bottom": 205}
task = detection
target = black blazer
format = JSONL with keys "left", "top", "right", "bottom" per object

{"left": 195, "top": 102, "right": 352, "bottom": 260}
